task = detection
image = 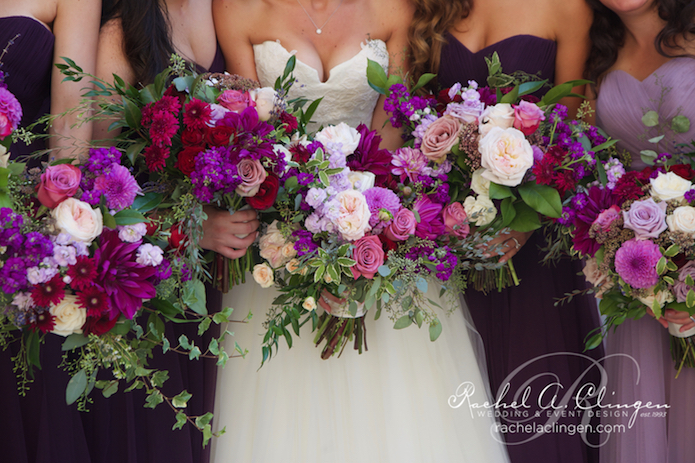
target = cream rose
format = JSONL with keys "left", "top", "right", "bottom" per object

{"left": 252, "top": 263, "right": 274, "bottom": 288}
{"left": 51, "top": 198, "right": 104, "bottom": 244}
{"left": 582, "top": 258, "right": 613, "bottom": 298}
{"left": 463, "top": 195, "right": 496, "bottom": 226}
{"left": 479, "top": 126, "right": 534, "bottom": 187}
{"left": 347, "top": 170, "right": 376, "bottom": 192}
{"left": 650, "top": 172, "right": 693, "bottom": 202}
{"left": 259, "top": 220, "right": 290, "bottom": 268}
{"left": 285, "top": 258, "right": 302, "bottom": 274}
{"left": 49, "top": 294, "right": 86, "bottom": 337}
{"left": 479, "top": 103, "right": 515, "bottom": 137}
{"left": 303, "top": 296, "right": 317, "bottom": 311}
{"left": 637, "top": 288, "right": 675, "bottom": 310}
{"left": 335, "top": 189, "right": 372, "bottom": 241}
{"left": 250, "top": 87, "right": 277, "bottom": 121}
{"left": 281, "top": 242, "right": 297, "bottom": 260}
{"left": 667, "top": 206, "right": 695, "bottom": 234}
{"left": 315, "top": 123, "right": 361, "bottom": 157}
{"left": 470, "top": 168, "right": 491, "bottom": 196}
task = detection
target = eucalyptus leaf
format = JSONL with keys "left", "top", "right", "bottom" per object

{"left": 429, "top": 321, "right": 443, "bottom": 341}
{"left": 671, "top": 115, "right": 690, "bottom": 134}
{"left": 394, "top": 315, "right": 413, "bottom": 330}
{"left": 642, "top": 110, "right": 659, "bottom": 127}
{"left": 66, "top": 370, "right": 88, "bottom": 405}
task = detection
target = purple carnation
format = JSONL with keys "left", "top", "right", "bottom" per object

{"left": 364, "top": 187, "right": 401, "bottom": 228}
{"left": 614, "top": 239, "right": 662, "bottom": 289}
{"left": 93, "top": 164, "right": 141, "bottom": 211}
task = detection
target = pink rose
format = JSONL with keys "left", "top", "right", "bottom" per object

{"left": 235, "top": 158, "right": 268, "bottom": 197}
{"left": 443, "top": 202, "right": 470, "bottom": 239}
{"left": 217, "top": 90, "right": 254, "bottom": 112}
{"left": 593, "top": 205, "right": 621, "bottom": 232}
{"left": 513, "top": 101, "right": 545, "bottom": 136}
{"left": 0, "top": 113, "right": 11, "bottom": 138}
{"left": 420, "top": 115, "right": 462, "bottom": 163}
{"left": 37, "top": 164, "right": 82, "bottom": 208}
{"left": 384, "top": 207, "right": 416, "bottom": 241}
{"left": 350, "top": 235, "right": 385, "bottom": 280}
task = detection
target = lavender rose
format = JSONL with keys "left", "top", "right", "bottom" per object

{"left": 673, "top": 261, "right": 695, "bottom": 303}
{"left": 420, "top": 115, "right": 461, "bottom": 163}
{"left": 37, "top": 164, "right": 82, "bottom": 208}
{"left": 384, "top": 207, "right": 416, "bottom": 241}
{"left": 622, "top": 198, "right": 667, "bottom": 239}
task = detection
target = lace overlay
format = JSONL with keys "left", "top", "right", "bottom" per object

{"left": 253, "top": 39, "right": 388, "bottom": 131}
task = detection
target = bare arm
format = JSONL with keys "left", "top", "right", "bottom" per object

{"left": 49, "top": 0, "right": 101, "bottom": 160}
{"left": 213, "top": 0, "right": 259, "bottom": 79}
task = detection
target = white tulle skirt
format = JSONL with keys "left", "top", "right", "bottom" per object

{"left": 211, "top": 281, "right": 510, "bottom": 463}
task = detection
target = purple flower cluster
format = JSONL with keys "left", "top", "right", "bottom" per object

{"left": 614, "top": 239, "right": 662, "bottom": 289}
{"left": 190, "top": 146, "right": 241, "bottom": 202}
{"left": 0, "top": 86, "right": 22, "bottom": 131}
{"left": 80, "top": 147, "right": 140, "bottom": 210}
{"left": 383, "top": 84, "right": 433, "bottom": 129}
{"left": 404, "top": 244, "right": 458, "bottom": 281}
{"left": 364, "top": 187, "right": 401, "bottom": 228}
{"left": 292, "top": 230, "right": 318, "bottom": 256}
{"left": 685, "top": 189, "right": 695, "bottom": 204}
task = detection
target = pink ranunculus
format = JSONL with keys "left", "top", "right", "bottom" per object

{"left": 592, "top": 205, "right": 621, "bottom": 232}
{"left": 420, "top": 115, "right": 462, "bottom": 163}
{"left": 0, "top": 113, "right": 11, "bottom": 138}
{"left": 384, "top": 207, "right": 417, "bottom": 241}
{"left": 235, "top": 158, "right": 268, "bottom": 197}
{"left": 513, "top": 100, "right": 545, "bottom": 136}
{"left": 443, "top": 202, "right": 470, "bottom": 239}
{"left": 37, "top": 164, "right": 82, "bottom": 208}
{"left": 350, "top": 235, "right": 385, "bottom": 280}
{"left": 217, "top": 90, "right": 254, "bottom": 112}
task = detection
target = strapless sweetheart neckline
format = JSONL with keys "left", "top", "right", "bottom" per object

{"left": 0, "top": 15, "right": 53, "bottom": 35}
{"left": 253, "top": 39, "right": 386, "bottom": 84}
{"left": 607, "top": 58, "right": 692, "bottom": 84}
{"left": 445, "top": 33, "right": 555, "bottom": 56}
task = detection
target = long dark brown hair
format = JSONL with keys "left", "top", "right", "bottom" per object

{"left": 408, "top": 0, "right": 472, "bottom": 84}
{"left": 101, "top": 0, "right": 175, "bottom": 86}
{"left": 585, "top": 0, "right": 695, "bottom": 91}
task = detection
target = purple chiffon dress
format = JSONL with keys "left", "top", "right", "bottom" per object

{"left": 439, "top": 33, "right": 604, "bottom": 463}
{"left": 595, "top": 57, "right": 695, "bottom": 463}
{"left": 0, "top": 16, "right": 225, "bottom": 462}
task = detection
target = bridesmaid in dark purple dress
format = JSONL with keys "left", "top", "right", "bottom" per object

{"left": 587, "top": 1, "right": 695, "bottom": 462}
{"left": 409, "top": 1, "right": 603, "bottom": 462}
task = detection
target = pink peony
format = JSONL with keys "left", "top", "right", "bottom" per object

{"left": 350, "top": 235, "right": 385, "bottom": 280}
{"left": 37, "top": 164, "right": 82, "bottom": 208}
{"left": 513, "top": 100, "right": 545, "bottom": 135}
{"left": 614, "top": 239, "right": 662, "bottom": 289}
{"left": 0, "top": 87, "right": 22, "bottom": 137}
{"left": 443, "top": 202, "right": 470, "bottom": 239}
{"left": 384, "top": 207, "right": 417, "bottom": 241}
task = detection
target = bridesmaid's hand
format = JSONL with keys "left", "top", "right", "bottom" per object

{"left": 646, "top": 307, "right": 669, "bottom": 329}
{"left": 662, "top": 308, "right": 695, "bottom": 333}
{"left": 318, "top": 290, "right": 345, "bottom": 314}
{"left": 200, "top": 206, "right": 259, "bottom": 259}
{"left": 480, "top": 230, "right": 533, "bottom": 263}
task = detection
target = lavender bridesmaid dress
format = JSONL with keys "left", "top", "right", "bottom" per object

{"left": 439, "top": 33, "right": 604, "bottom": 463}
{"left": 595, "top": 57, "right": 695, "bottom": 463}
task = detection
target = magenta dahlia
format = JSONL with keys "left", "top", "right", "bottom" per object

{"left": 614, "top": 239, "right": 662, "bottom": 289}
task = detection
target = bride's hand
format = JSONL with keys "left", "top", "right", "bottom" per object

{"left": 480, "top": 230, "right": 534, "bottom": 263}
{"left": 662, "top": 308, "right": 695, "bottom": 332}
{"left": 200, "top": 206, "right": 259, "bottom": 259}
{"left": 318, "top": 290, "right": 345, "bottom": 314}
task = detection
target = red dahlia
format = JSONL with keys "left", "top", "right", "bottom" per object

{"left": 67, "top": 256, "right": 98, "bottom": 291}
{"left": 77, "top": 286, "right": 111, "bottom": 317}
{"left": 29, "top": 309, "right": 56, "bottom": 334}
{"left": 31, "top": 275, "right": 66, "bottom": 307}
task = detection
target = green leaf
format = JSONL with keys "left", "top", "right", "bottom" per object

{"left": 172, "top": 390, "right": 192, "bottom": 408}
{"left": 595, "top": 157, "right": 608, "bottom": 186}
{"left": 429, "top": 321, "right": 442, "bottom": 341}
{"left": 366, "top": 59, "right": 388, "bottom": 94}
{"left": 145, "top": 390, "right": 164, "bottom": 409}
{"left": 412, "top": 73, "right": 436, "bottom": 93}
{"left": 500, "top": 197, "right": 516, "bottom": 228}
{"left": 198, "top": 317, "right": 212, "bottom": 336}
{"left": 102, "top": 207, "right": 117, "bottom": 229}
{"left": 337, "top": 257, "right": 356, "bottom": 267}
{"left": 394, "top": 315, "right": 413, "bottom": 330}
{"left": 114, "top": 209, "right": 147, "bottom": 225}
{"left": 488, "top": 182, "right": 514, "bottom": 200}
{"left": 648, "top": 135, "right": 665, "bottom": 144}
{"left": 377, "top": 265, "right": 391, "bottom": 277}
{"left": 499, "top": 85, "right": 519, "bottom": 104}
{"left": 642, "top": 110, "right": 659, "bottom": 127}
{"left": 595, "top": 246, "right": 605, "bottom": 267}
{"left": 585, "top": 333, "right": 603, "bottom": 350}
{"left": 656, "top": 256, "right": 667, "bottom": 275}
{"left": 66, "top": 370, "right": 88, "bottom": 405}
{"left": 318, "top": 171, "right": 329, "bottom": 187}
{"left": 102, "top": 381, "right": 119, "bottom": 398}
{"left": 151, "top": 370, "right": 169, "bottom": 388}
{"left": 518, "top": 183, "right": 562, "bottom": 218}
{"left": 688, "top": 289, "right": 695, "bottom": 309}
{"left": 416, "top": 278, "right": 428, "bottom": 293}
{"left": 25, "top": 330, "right": 41, "bottom": 370}
{"left": 592, "top": 138, "right": 619, "bottom": 152}
{"left": 132, "top": 192, "right": 163, "bottom": 213}
{"left": 173, "top": 411, "right": 188, "bottom": 431}
{"left": 664, "top": 244, "right": 681, "bottom": 257}
{"left": 62, "top": 333, "right": 90, "bottom": 351}
{"left": 671, "top": 115, "right": 691, "bottom": 134}
{"left": 314, "top": 265, "right": 326, "bottom": 283}
{"left": 540, "top": 82, "right": 573, "bottom": 106}
{"left": 518, "top": 80, "right": 547, "bottom": 96}
{"left": 508, "top": 201, "right": 542, "bottom": 232}
{"left": 182, "top": 279, "right": 207, "bottom": 315}
{"left": 123, "top": 97, "right": 143, "bottom": 128}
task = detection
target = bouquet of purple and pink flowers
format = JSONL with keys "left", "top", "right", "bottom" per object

{"left": 565, "top": 159, "right": 695, "bottom": 370}
{"left": 251, "top": 121, "right": 479, "bottom": 361}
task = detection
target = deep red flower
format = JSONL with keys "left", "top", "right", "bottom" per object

{"left": 168, "top": 222, "right": 190, "bottom": 253}
{"left": 669, "top": 164, "right": 695, "bottom": 181}
{"left": 279, "top": 111, "right": 298, "bottom": 132}
{"left": 153, "top": 95, "right": 182, "bottom": 114}
{"left": 148, "top": 111, "right": 179, "bottom": 146}
{"left": 246, "top": 173, "right": 279, "bottom": 210}
{"left": 67, "top": 256, "right": 98, "bottom": 291}
{"left": 29, "top": 310, "right": 56, "bottom": 334}
{"left": 176, "top": 146, "right": 204, "bottom": 177}
{"left": 183, "top": 99, "right": 212, "bottom": 130}
{"left": 613, "top": 171, "right": 645, "bottom": 202}
{"left": 378, "top": 233, "right": 398, "bottom": 253}
{"left": 181, "top": 127, "right": 207, "bottom": 146}
{"left": 31, "top": 275, "right": 66, "bottom": 307}
{"left": 82, "top": 313, "right": 118, "bottom": 336}
{"left": 141, "top": 103, "right": 155, "bottom": 126}
{"left": 144, "top": 144, "right": 170, "bottom": 171}
{"left": 163, "top": 85, "right": 187, "bottom": 106}
{"left": 635, "top": 166, "right": 663, "bottom": 183}
{"left": 290, "top": 144, "right": 312, "bottom": 164}
{"left": 77, "top": 285, "right": 111, "bottom": 317}
{"left": 555, "top": 170, "right": 577, "bottom": 197}
{"left": 206, "top": 125, "right": 235, "bottom": 147}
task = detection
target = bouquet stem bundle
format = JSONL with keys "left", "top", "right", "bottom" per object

{"left": 313, "top": 313, "right": 367, "bottom": 359}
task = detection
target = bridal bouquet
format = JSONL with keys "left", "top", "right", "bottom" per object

{"left": 368, "top": 53, "right": 614, "bottom": 292}
{"left": 252, "top": 121, "right": 483, "bottom": 360}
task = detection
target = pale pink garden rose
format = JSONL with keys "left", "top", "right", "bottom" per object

{"left": 252, "top": 263, "right": 274, "bottom": 288}
{"left": 350, "top": 235, "right": 385, "bottom": 280}
{"left": 259, "top": 220, "right": 289, "bottom": 269}
{"left": 479, "top": 103, "right": 514, "bottom": 137}
{"left": 217, "top": 90, "right": 253, "bottom": 112}
{"left": 384, "top": 207, "right": 416, "bottom": 241}
{"left": 49, "top": 294, "right": 86, "bottom": 336}
{"left": 235, "top": 158, "right": 268, "bottom": 197}
{"left": 335, "top": 189, "right": 372, "bottom": 241}
{"left": 479, "top": 126, "right": 534, "bottom": 187}
{"left": 51, "top": 198, "right": 104, "bottom": 244}
{"left": 315, "top": 123, "right": 361, "bottom": 157}
{"left": 582, "top": 258, "right": 613, "bottom": 298}
{"left": 443, "top": 202, "right": 470, "bottom": 239}
{"left": 420, "top": 115, "right": 462, "bottom": 163}
{"left": 250, "top": 87, "right": 277, "bottom": 121}
{"left": 513, "top": 101, "right": 545, "bottom": 135}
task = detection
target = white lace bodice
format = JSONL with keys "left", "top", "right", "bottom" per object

{"left": 253, "top": 39, "right": 389, "bottom": 131}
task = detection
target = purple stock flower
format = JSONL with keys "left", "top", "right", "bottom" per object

{"left": 0, "top": 257, "right": 28, "bottom": 293}
{"left": 85, "top": 147, "right": 122, "bottom": 173}
{"left": 292, "top": 230, "right": 318, "bottom": 256}
{"left": 614, "top": 239, "right": 662, "bottom": 289}
{"left": 685, "top": 189, "right": 695, "bottom": 204}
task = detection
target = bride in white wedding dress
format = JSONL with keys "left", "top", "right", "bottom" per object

{"left": 210, "top": 1, "right": 510, "bottom": 462}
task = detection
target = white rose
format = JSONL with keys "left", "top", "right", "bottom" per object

{"left": 302, "top": 296, "right": 317, "bottom": 311}
{"left": 249, "top": 87, "right": 277, "bottom": 121}
{"left": 49, "top": 294, "right": 86, "bottom": 337}
{"left": 274, "top": 144, "right": 293, "bottom": 174}
{"left": 0, "top": 145, "right": 9, "bottom": 168}
{"left": 346, "top": 169, "right": 376, "bottom": 192}
{"left": 252, "top": 263, "right": 275, "bottom": 288}
{"left": 479, "top": 103, "right": 515, "bottom": 137}
{"left": 650, "top": 171, "right": 693, "bottom": 202}
{"left": 479, "top": 126, "right": 534, "bottom": 187}
{"left": 463, "top": 195, "right": 496, "bottom": 226}
{"left": 470, "top": 168, "right": 491, "bottom": 196}
{"left": 335, "top": 189, "right": 372, "bottom": 241}
{"left": 315, "top": 123, "right": 361, "bottom": 157}
{"left": 667, "top": 206, "right": 695, "bottom": 234}
{"left": 582, "top": 258, "right": 613, "bottom": 298}
{"left": 51, "top": 198, "right": 104, "bottom": 244}
{"left": 637, "top": 288, "right": 675, "bottom": 310}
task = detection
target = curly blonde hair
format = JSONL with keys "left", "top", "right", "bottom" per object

{"left": 408, "top": 0, "right": 472, "bottom": 85}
